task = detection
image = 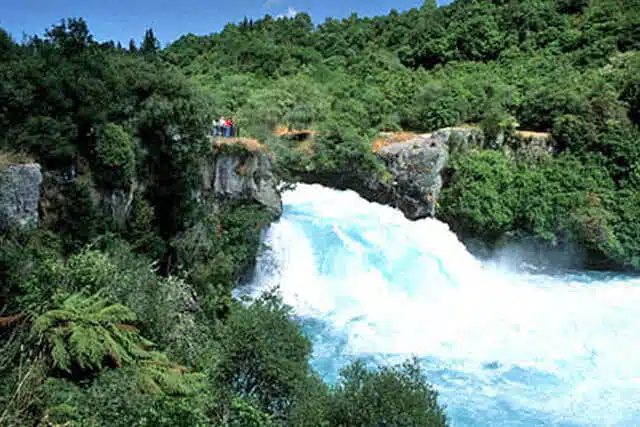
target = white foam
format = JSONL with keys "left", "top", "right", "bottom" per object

{"left": 250, "top": 183, "right": 640, "bottom": 426}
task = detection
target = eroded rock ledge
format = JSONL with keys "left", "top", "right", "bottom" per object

{"left": 200, "top": 140, "right": 282, "bottom": 216}
{"left": 375, "top": 132, "right": 448, "bottom": 219}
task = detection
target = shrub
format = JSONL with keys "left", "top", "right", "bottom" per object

{"left": 608, "top": 189, "right": 640, "bottom": 270}
{"left": 171, "top": 203, "right": 274, "bottom": 320}
{"left": 49, "top": 180, "right": 105, "bottom": 253}
{"left": 403, "top": 84, "right": 465, "bottom": 131}
{"left": 312, "top": 118, "right": 380, "bottom": 175}
{"left": 94, "top": 123, "right": 135, "bottom": 189}
{"left": 41, "top": 368, "right": 210, "bottom": 427}
{"left": 551, "top": 114, "right": 599, "bottom": 153}
{"left": 209, "top": 294, "right": 314, "bottom": 421}
{"left": 439, "top": 150, "right": 517, "bottom": 242}
{"left": 329, "top": 358, "right": 448, "bottom": 427}
{"left": 0, "top": 229, "right": 64, "bottom": 313}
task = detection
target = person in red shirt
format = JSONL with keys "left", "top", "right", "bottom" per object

{"left": 225, "top": 118, "right": 232, "bottom": 137}
{"left": 229, "top": 118, "right": 235, "bottom": 137}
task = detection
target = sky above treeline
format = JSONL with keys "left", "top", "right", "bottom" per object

{"left": 0, "top": 0, "right": 453, "bottom": 46}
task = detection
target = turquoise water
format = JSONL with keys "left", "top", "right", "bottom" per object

{"left": 249, "top": 184, "right": 640, "bottom": 426}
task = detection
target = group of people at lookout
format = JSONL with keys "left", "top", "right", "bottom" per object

{"left": 212, "top": 117, "right": 239, "bottom": 137}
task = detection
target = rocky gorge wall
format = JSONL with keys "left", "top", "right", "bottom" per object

{"left": 356, "top": 127, "right": 552, "bottom": 221}
{"left": 199, "top": 142, "right": 282, "bottom": 216}
{"left": 0, "top": 144, "right": 282, "bottom": 234}
{"left": 0, "top": 163, "right": 42, "bottom": 231}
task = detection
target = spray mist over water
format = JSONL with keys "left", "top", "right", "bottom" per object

{"left": 249, "top": 183, "right": 640, "bottom": 426}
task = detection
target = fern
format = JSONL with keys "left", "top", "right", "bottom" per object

{"left": 33, "top": 291, "right": 204, "bottom": 396}
{"left": 136, "top": 359, "right": 206, "bottom": 396}
{"left": 33, "top": 291, "right": 148, "bottom": 372}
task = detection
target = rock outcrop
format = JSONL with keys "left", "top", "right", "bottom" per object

{"left": 0, "top": 163, "right": 42, "bottom": 231}
{"left": 199, "top": 145, "right": 282, "bottom": 216}
{"left": 364, "top": 127, "right": 552, "bottom": 220}
{"left": 376, "top": 134, "right": 448, "bottom": 219}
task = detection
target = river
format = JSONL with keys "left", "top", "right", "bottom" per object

{"left": 248, "top": 183, "right": 640, "bottom": 426}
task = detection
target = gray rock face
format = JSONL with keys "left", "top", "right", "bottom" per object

{"left": 0, "top": 164, "right": 42, "bottom": 231}
{"left": 368, "top": 127, "right": 551, "bottom": 220}
{"left": 429, "top": 127, "right": 484, "bottom": 147}
{"left": 376, "top": 134, "right": 448, "bottom": 219}
{"left": 200, "top": 150, "right": 282, "bottom": 216}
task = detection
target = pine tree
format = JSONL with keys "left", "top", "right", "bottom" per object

{"left": 140, "top": 28, "right": 160, "bottom": 56}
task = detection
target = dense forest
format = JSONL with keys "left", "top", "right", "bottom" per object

{"left": 1, "top": 0, "right": 639, "bottom": 425}
{"left": 164, "top": 0, "right": 640, "bottom": 270}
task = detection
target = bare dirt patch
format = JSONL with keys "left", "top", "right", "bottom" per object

{"left": 212, "top": 137, "right": 266, "bottom": 153}
{"left": 372, "top": 132, "right": 419, "bottom": 153}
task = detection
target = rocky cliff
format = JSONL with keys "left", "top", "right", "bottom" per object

{"left": 359, "top": 128, "right": 475, "bottom": 220}
{"left": 292, "top": 129, "right": 462, "bottom": 221}
{"left": 365, "top": 127, "right": 552, "bottom": 220}
{"left": 0, "top": 163, "right": 42, "bottom": 231}
{"left": 375, "top": 133, "right": 448, "bottom": 219}
{"left": 199, "top": 142, "right": 282, "bottom": 216}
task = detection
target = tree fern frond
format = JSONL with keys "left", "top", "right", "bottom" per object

{"left": 95, "top": 303, "right": 136, "bottom": 323}
{"left": 34, "top": 292, "right": 147, "bottom": 374}
{"left": 61, "top": 293, "right": 92, "bottom": 311}
{"left": 102, "top": 329, "right": 135, "bottom": 367}
{"left": 33, "top": 291, "right": 204, "bottom": 390}
{"left": 68, "top": 324, "right": 104, "bottom": 370}
{"left": 136, "top": 360, "right": 206, "bottom": 396}
{"left": 33, "top": 309, "right": 76, "bottom": 332}
{"left": 51, "top": 334, "right": 71, "bottom": 372}
{"left": 136, "top": 369, "right": 163, "bottom": 394}
{"left": 73, "top": 294, "right": 109, "bottom": 317}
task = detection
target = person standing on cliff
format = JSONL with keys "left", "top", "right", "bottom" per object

{"left": 218, "top": 116, "right": 226, "bottom": 136}
{"left": 224, "top": 118, "right": 232, "bottom": 137}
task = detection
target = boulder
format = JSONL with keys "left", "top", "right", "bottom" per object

{"left": 0, "top": 164, "right": 42, "bottom": 231}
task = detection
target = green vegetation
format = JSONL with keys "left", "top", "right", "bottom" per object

{"left": 2, "top": 0, "right": 640, "bottom": 423}
{"left": 161, "top": 0, "right": 640, "bottom": 270}
{"left": 0, "top": 16, "right": 448, "bottom": 427}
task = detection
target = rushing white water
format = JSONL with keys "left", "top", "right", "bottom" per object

{"left": 248, "top": 183, "right": 640, "bottom": 426}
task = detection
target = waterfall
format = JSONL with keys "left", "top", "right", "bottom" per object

{"left": 249, "top": 183, "right": 640, "bottom": 427}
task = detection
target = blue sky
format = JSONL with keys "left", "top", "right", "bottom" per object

{"left": 0, "top": 0, "right": 452, "bottom": 46}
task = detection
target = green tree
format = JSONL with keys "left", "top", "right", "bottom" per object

{"left": 0, "top": 28, "right": 14, "bottom": 60}
{"left": 209, "top": 294, "right": 315, "bottom": 421}
{"left": 404, "top": 83, "right": 466, "bottom": 131}
{"left": 141, "top": 28, "right": 160, "bottom": 56}
{"left": 94, "top": 123, "right": 135, "bottom": 189}
{"left": 439, "top": 150, "right": 516, "bottom": 242}
{"left": 621, "top": 59, "right": 640, "bottom": 126}
{"left": 329, "top": 358, "right": 448, "bottom": 427}
{"left": 558, "top": 0, "right": 589, "bottom": 14}
{"left": 551, "top": 114, "right": 599, "bottom": 153}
